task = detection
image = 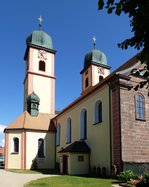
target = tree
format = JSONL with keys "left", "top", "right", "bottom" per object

{"left": 98, "top": 0, "right": 149, "bottom": 91}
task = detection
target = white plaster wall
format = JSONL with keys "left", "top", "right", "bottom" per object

{"left": 26, "top": 131, "right": 55, "bottom": 169}
{"left": 56, "top": 86, "right": 111, "bottom": 175}
{"left": 33, "top": 75, "right": 55, "bottom": 114}
{"left": 69, "top": 154, "right": 89, "bottom": 175}
{"left": 7, "top": 132, "right": 21, "bottom": 169}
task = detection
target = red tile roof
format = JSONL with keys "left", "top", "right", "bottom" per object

{"left": 5, "top": 111, "right": 56, "bottom": 132}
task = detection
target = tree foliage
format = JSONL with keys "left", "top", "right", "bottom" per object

{"left": 98, "top": 0, "right": 149, "bottom": 67}
{"left": 98, "top": 0, "right": 149, "bottom": 93}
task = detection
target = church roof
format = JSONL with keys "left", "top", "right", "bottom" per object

{"left": 5, "top": 111, "right": 56, "bottom": 132}
{"left": 58, "top": 141, "right": 90, "bottom": 153}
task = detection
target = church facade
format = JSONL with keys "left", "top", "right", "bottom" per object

{"left": 4, "top": 27, "right": 149, "bottom": 176}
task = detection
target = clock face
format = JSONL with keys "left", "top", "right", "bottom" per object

{"left": 98, "top": 67, "right": 104, "bottom": 75}
{"left": 38, "top": 50, "right": 47, "bottom": 60}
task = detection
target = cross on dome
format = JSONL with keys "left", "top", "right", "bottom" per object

{"left": 38, "top": 15, "right": 43, "bottom": 30}
{"left": 92, "top": 36, "right": 96, "bottom": 49}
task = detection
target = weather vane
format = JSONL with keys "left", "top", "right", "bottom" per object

{"left": 92, "top": 36, "right": 96, "bottom": 49}
{"left": 38, "top": 15, "right": 43, "bottom": 30}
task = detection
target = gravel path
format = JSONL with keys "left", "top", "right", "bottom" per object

{"left": 0, "top": 169, "right": 57, "bottom": 187}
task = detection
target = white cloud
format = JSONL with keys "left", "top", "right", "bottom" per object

{"left": 0, "top": 124, "right": 6, "bottom": 133}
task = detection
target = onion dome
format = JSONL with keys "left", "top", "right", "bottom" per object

{"left": 26, "top": 30, "right": 53, "bottom": 50}
{"left": 26, "top": 92, "right": 40, "bottom": 104}
{"left": 26, "top": 92, "right": 40, "bottom": 117}
{"left": 84, "top": 49, "right": 108, "bottom": 68}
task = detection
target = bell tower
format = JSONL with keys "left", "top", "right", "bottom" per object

{"left": 24, "top": 17, "right": 56, "bottom": 114}
{"left": 80, "top": 37, "right": 110, "bottom": 94}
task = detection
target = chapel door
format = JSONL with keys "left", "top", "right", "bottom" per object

{"left": 63, "top": 155, "right": 68, "bottom": 174}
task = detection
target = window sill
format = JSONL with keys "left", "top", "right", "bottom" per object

{"left": 11, "top": 152, "right": 19, "bottom": 155}
{"left": 80, "top": 138, "right": 87, "bottom": 141}
{"left": 66, "top": 141, "right": 71, "bottom": 144}
{"left": 93, "top": 121, "right": 102, "bottom": 125}
{"left": 135, "top": 118, "right": 146, "bottom": 122}
{"left": 37, "top": 157, "right": 45, "bottom": 160}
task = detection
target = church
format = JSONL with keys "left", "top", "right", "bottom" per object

{"left": 4, "top": 21, "right": 149, "bottom": 176}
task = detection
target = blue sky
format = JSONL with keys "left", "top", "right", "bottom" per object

{"left": 0, "top": 0, "right": 139, "bottom": 146}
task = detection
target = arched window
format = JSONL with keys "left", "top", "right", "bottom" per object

{"left": 135, "top": 94, "right": 145, "bottom": 120}
{"left": 94, "top": 100, "right": 102, "bottom": 124}
{"left": 38, "top": 138, "right": 45, "bottom": 158}
{"left": 66, "top": 118, "right": 71, "bottom": 143}
{"left": 39, "top": 60, "right": 45, "bottom": 71}
{"left": 85, "top": 77, "right": 89, "bottom": 88}
{"left": 13, "top": 137, "right": 19, "bottom": 153}
{"left": 80, "top": 109, "right": 87, "bottom": 140}
{"left": 56, "top": 123, "right": 60, "bottom": 146}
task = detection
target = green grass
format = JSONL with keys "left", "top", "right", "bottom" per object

{"left": 24, "top": 175, "right": 119, "bottom": 187}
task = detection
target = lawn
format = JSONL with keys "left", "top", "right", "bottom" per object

{"left": 24, "top": 175, "right": 118, "bottom": 187}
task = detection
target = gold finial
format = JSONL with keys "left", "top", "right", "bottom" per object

{"left": 92, "top": 36, "right": 96, "bottom": 49}
{"left": 38, "top": 15, "right": 43, "bottom": 30}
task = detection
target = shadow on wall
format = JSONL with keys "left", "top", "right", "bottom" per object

{"left": 29, "top": 131, "right": 56, "bottom": 172}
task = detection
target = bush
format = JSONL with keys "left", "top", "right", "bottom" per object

{"left": 117, "top": 170, "right": 137, "bottom": 183}
{"left": 144, "top": 173, "right": 149, "bottom": 184}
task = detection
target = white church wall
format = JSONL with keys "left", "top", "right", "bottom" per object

{"left": 7, "top": 132, "right": 21, "bottom": 169}
{"left": 26, "top": 131, "right": 55, "bottom": 169}
{"left": 56, "top": 85, "right": 111, "bottom": 175}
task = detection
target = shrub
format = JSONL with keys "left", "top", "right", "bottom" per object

{"left": 144, "top": 173, "right": 149, "bottom": 184}
{"left": 117, "top": 170, "right": 136, "bottom": 183}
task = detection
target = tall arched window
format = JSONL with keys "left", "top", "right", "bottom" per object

{"left": 39, "top": 60, "right": 45, "bottom": 71}
{"left": 135, "top": 94, "right": 145, "bottom": 120}
{"left": 94, "top": 100, "right": 102, "bottom": 124}
{"left": 80, "top": 109, "right": 87, "bottom": 140}
{"left": 56, "top": 123, "right": 60, "bottom": 146}
{"left": 85, "top": 77, "right": 89, "bottom": 88}
{"left": 66, "top": 118, "right": 71, "bottom": 144}
{"left": 13, "top": 137, "right": 19, "bottom": 153}
{"left": 38, "top": 138, "right": 45, "bottom": 158}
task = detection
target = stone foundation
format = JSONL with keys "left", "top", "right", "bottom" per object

{"left": 123, "top": 162, "right": 149, "bottom": 175}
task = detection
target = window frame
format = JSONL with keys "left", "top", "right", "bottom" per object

{"left": 39, "top": 60, "right": 46, "bottom": 72}
{"left": 66, "top": 118, "right": 72, "bottom": 144}
{"left": 85, "top": 77, "right": 89, "bottom": 88}
{"left": 94, "top": 100, "right": 102, "bottom": 124}
{"left": 135, "top": 94, "right": 145, "bottom": 121}
{"left": 80, "top": 108, "right": 87, "bottom": 140}
{"left": 11, "top": 137, "right": 19, "bottom": 154}
{"left": 38, "top": 138, "right": 45, "bottom": 158}
{"left": 56, "top": 123, "right": 60, "bottom": 146}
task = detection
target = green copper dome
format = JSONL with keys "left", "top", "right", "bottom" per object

{"left": 26, "top": 92, "right": 40, "bottom": 103}
{"left": 26, "top": 30, "right": 53, "bottom": 50}
{"left": 84, "top": 49, "right": 107, "bottom": 68}
{"left": 26, "top": 92, "right": 40, "bottom": 117}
